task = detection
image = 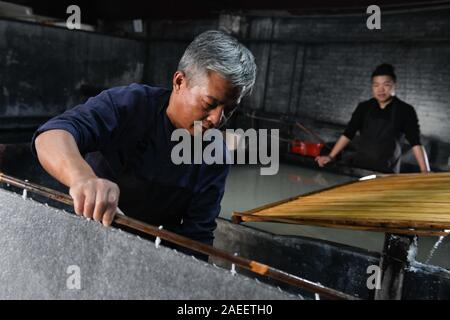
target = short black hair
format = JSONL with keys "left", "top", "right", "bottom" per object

{"left": 371, "top": 63, "right": 396, "bottom": 82}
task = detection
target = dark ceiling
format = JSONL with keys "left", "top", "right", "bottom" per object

{"left": 7, "top": 0, "right": 450, "bottom": 22}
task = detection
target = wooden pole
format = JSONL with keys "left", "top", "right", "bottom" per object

{"left": 295, "top": 122, "right": 327, "bottom": 146}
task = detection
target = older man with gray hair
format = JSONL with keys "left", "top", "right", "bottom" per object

{"left": 32, "top": 30, "right": 256, "bottom": 259}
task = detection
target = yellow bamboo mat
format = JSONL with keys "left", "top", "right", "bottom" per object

{"left": 232, "top": 173, "right": 450, "bottom": 236}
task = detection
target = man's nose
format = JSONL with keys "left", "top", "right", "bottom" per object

{"left": 206, "top": 107, "right": 223, "bottom": 127}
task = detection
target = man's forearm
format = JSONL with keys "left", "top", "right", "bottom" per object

{"left": 329, "top": 135, "right": 351, "bottom": 159}
{"left": 34, "top": 130, "right": 97, "bottom": 187}
{"left": 412, "top": 145, "right": 430, "bottom": 173}
{"left": 35, "top": 129, "right": 120, "bottom": 226}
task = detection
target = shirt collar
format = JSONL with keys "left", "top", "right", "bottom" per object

{"left": 156, "top": 89, "right": 177, "bottom": 137}
{"left": 373, "top": 96, "right": 397, "bottom": 110}
{"left": 156, "top": 89, "right": 172, "bottom": 114}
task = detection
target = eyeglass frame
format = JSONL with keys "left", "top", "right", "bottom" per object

{"left": 200, "top": 103, "right": 238, "bottom": 130}
{"left": 218, "top": 105, "right": 238, "bottom": 129}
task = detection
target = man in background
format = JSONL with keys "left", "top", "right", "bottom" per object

{"left": 316, "top": 63, "right": 429, "bottom": 173}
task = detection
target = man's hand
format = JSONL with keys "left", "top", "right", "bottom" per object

{"left": 69, "top": 177, "right": 120, "bottom": 226}
{"left": 315, "top": 155, "right": 333, "bottom": 167}
{"left": 34, "top": 130, "right": 121, "bottom": 226}
{"left": 412, "top": 145, "right": 431, "bottom": 173}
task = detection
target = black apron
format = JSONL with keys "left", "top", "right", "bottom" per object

{"left": 352, "top": 100, "right": 402, "bottom": 173}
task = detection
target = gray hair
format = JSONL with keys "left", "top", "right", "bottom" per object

{"left": 178, "top": 30, "right": 257, "bottom": 101}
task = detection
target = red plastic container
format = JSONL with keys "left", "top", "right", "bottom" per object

{"left": 290, "top": 139, "right": 324, "bottom": 157}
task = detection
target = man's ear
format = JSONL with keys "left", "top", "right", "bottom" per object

{"left": 173, "top": 71, "right": 185, "bottom": 92}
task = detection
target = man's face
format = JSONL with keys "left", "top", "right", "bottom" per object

{"left": 168, "top": 71, "right": 240, "bottom": 135}
{"left": 371, "top": 75, "right": 396, "bottom": 105}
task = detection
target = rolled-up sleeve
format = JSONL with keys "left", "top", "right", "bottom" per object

{"left": 31, "top": 89, "right": 121, "bottom": 157}
{"left": 343, "top": 103, "right": 365, "bottom": 140}
{"left": 30, "top": 83, "right": 153, "bottom": 157}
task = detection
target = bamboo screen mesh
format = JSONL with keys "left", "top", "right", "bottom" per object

{"left": 232, "top": 173, "right": 450, "bottom": 236}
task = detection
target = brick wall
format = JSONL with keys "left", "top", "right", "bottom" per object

{"left": 243, "top": 8, "right": 450, "bottom": 146}
{"left": 2, "top": 6, "right": 449, "bottom": 164}
{"left": 0, "top": 19, "right": 145, "bottom": 119}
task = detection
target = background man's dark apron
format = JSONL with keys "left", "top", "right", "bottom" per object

{"left": 352, "top": 100, "right": 402, "bottom": 173}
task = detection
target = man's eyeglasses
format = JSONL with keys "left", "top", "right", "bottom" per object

{"left": 218, "top": 106, "right": 238, "bottom": 129}
{"left": 202, "top": 104, "right": 238, "bottom": 129}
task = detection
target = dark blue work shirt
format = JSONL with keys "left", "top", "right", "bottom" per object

{"left": 31, "top": 83, "right": 230, "bottom": 247}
